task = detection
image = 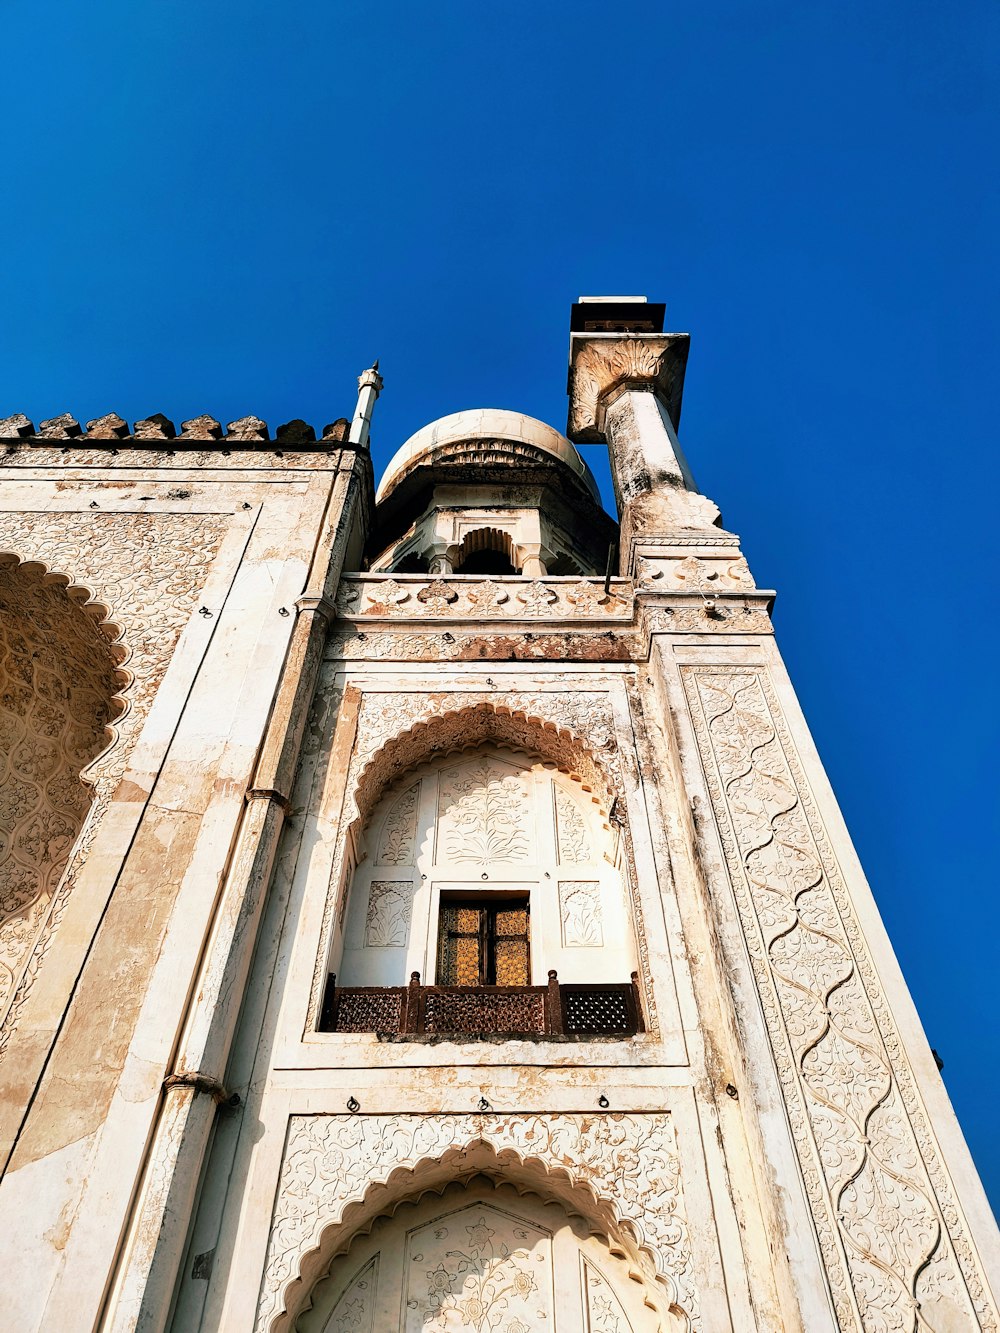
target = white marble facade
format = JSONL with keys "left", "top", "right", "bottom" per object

{"left": 0, "top": 311, "right": 996, "bottom": 1333}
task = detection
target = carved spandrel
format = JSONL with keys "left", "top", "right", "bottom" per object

{"left": 254, "top": 1112, "right": 698, "bottom": 1332}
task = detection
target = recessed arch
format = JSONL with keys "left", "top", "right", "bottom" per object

{"left": 260, "top": 1126, "right": 694, "bottom": 1333}
{"left": 0, "top": 553, "right": 131, "bottom": 1019}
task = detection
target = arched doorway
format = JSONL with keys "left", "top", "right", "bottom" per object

{"left": 298, "top": 1176, "right": 666, "bottom": 1332}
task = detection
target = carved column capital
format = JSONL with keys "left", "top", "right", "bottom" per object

{"left": 567, "top": 333, "right": 689, "bottom": 442}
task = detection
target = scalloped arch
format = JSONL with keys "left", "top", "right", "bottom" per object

{"left": 0, "top": 549, "right": 134, "bottom": 776}
{"left": 259, "top": 1120, "right": 694, "bottom": 1333}
{"left": 348, "top": 700, "right": 617, "bottom": 841}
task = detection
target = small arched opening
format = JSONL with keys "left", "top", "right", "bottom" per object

{"left": 454, "top": 528, "right": 518, "bottom": 576}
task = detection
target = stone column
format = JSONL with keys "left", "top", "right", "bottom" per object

{"left": 567, "top": 333, "right": 720, "bottom": 571}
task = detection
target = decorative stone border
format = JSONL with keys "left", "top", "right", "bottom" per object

{"left": 682, "top": 666, "right": 997, "bottom": 1331}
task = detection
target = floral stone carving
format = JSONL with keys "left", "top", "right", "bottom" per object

{"left": 363, "top": 882, "right": 412, "bottom": 948}
{"left": 0, "top": 511, "right": 229, "bottom": 1053}
{"left": 253, "top": 1112, "right": 698, "bottom": 1332}
{"left": 438, "top": 756, "right": 531, "bottom": 864}
{"left": 682, "top": 667, "right": 996, "bottom": 1331}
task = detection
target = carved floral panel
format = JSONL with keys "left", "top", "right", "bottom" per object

{"left": 376, "top": 782, "right": 420, "bottom": 866}
{"left": 559, "top": 882, "right": 604, "bottom": 948}
{"left": 402, "top": 1202, "right": 552, "bottom": 1331}
{"left": 437, "top": 757, "right": 531, "bottom": 865}
{"left": 364, "top": 882, "right": 413, "bottom": 949}
{"left": 555, "top": 786, "right": 593, "bottom": 864}
{"left": 682, "top": 666, "right": 996, "bottom": 1331}
{"left": 253, "top": 1112, "right": 697, "bottom": 1333}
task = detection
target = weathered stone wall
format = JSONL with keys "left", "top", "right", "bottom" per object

{"left": 0, "top": 442, "right": 368, "bottom": 1330}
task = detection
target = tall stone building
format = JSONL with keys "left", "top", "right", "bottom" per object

{"left": 0, "top": 297, "right": 997, "bottom": 1331}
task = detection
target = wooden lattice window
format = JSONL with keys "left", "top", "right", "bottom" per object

{"left": 437, "top": 897, "right": 530, "bottom": 986}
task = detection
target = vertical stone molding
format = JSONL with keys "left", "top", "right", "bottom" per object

{"left": 682, "top": 666, "right": 998, "bottom": 1330}
{"left": 253, "top": 1112, "right": 698, "bottom": 1333}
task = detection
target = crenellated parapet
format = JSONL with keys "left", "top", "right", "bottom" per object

{"left": 0, "top": 412, "right": 351, "bottom": 446}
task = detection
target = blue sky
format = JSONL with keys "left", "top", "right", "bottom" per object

{"left": 3, "top": 2, "right": 998, "bottom": 1210}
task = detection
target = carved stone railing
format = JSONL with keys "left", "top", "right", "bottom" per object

{"left": 320, "top": 970, "right": 644, "bottom": 1039}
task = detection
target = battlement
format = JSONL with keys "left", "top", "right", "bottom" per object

{"left": 0, "top": 412, "right": 350, "bottom": 445}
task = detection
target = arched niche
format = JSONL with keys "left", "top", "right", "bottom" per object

{"left": 0, "top": 555, "right": 128, "bottom": 1018}
{"left": 454, "top": 527, "right": 518, "bottom": 576}
{"left": 334, "top": 744, "right": 634, "bottom": 992}
{"left": 256, "top": 1120, "right": 696, "bottom": 1333}
{"left": 297, "top": 1174, "right": 671, "bottom": 1332}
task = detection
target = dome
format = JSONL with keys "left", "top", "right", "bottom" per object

{"left": 375, "top": 408, "right": 600, "bottom": 503}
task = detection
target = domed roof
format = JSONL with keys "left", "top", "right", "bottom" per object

{"left": 375, "top": 408, "right": 600, "bottom": 503}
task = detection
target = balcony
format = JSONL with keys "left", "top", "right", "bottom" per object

{"left": 319, "top": 969, "right": 644, "bottom": 1040}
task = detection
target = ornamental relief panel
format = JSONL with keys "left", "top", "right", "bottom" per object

{"left": 375, "top": 782, "right": 420, "bottom": 866}
{"left": 364, "top": 883, "right": 413, "bottom": 949}
{"left": 337, "top": 576, "right": 630, "bottom": 622}
{"left": 0, "top": 511, "right": 230, "bottom": 1052}
{"left": 637, "top": 554, "right": 755, "bottom": 591}
{"left": 682, "top": 667, "right": 997, "bottom": 1331}
{"left": 555, "top": 786, "right": 594, "bottom": 864}
{"left": 437, "top": 756, "right": 532, "bottom": 865}
{"left": 559, "top": 882, "right": 604, "bottom": 948}
{"left": 254, "top": 1112, "right": 698, "bottom": 1333}
{"left": 403, "top": 1202, "right": 551, "bottom": 1330}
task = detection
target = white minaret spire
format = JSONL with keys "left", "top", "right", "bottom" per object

{"left": 349, "top": 359, "right": 383, "bottom": 447}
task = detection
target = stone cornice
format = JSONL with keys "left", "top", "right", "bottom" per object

{"left": 567, "top": 333, "right": 689, "bottom": 442}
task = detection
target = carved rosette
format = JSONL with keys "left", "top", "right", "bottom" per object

{"left": 253, "top": 1112, "right": 698, "bottom": 1333}
{"left": 682, "top": 667, "right": 997, "bottom": 1330}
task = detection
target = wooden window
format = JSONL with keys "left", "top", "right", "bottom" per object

{"left": 437, "top": 897, "right": 530, "bottom": 986}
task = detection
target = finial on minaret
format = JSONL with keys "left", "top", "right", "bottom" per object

{"left": 349, "top": 359, "right": 384, "bottom": 448}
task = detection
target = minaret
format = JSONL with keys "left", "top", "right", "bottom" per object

{"left": 348, "top": 360, "right": 383, "bottom": 446}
